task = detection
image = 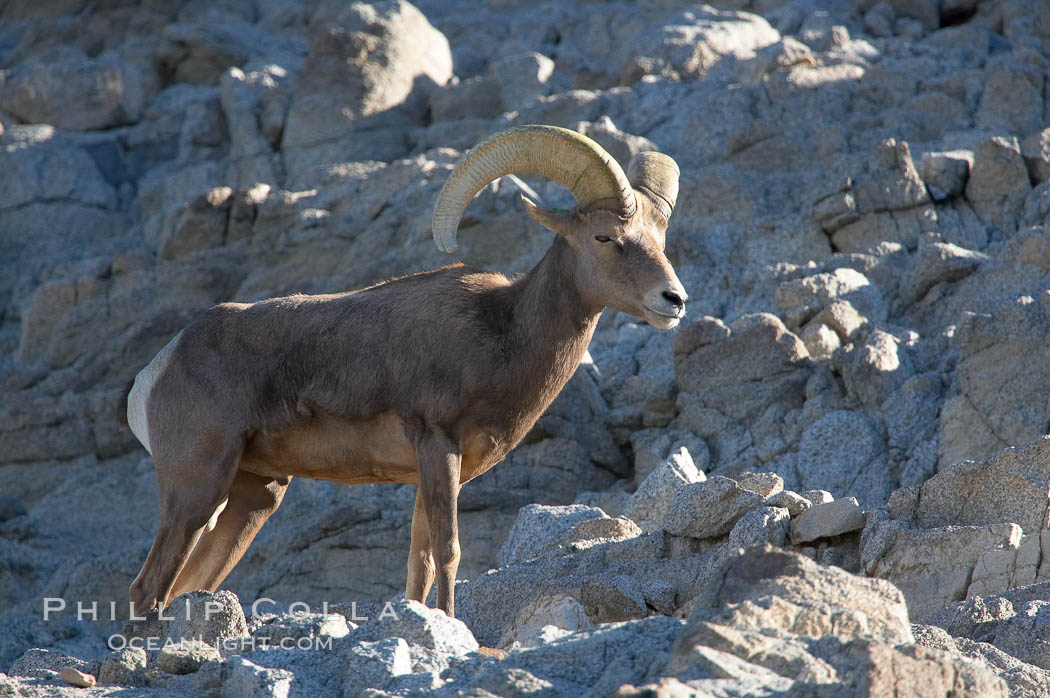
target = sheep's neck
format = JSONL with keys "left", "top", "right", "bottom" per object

{"left": 500, "top": 237, "right": 599, "bottom": 428}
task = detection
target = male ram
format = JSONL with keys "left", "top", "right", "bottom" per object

{"left": 122, "top": 124, "right": 687, "bottom": 618}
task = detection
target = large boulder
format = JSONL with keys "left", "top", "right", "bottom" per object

{"left": 282, "top": 0, "right": 452, "bottom": 178}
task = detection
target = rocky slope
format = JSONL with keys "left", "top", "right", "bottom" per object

{"left": 1, "top": 0, "right": 1050, "bottom": 695}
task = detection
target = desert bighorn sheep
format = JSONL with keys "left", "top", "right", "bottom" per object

{"left": 122, "top": 124, "right": 686, "bottom": 618}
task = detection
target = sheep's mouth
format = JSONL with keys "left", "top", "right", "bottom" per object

{"left": 643, "top": 305, "right": 680, "bottom": 318}
{"left": 643, "top": 305, "right": 683, "bottom": 329}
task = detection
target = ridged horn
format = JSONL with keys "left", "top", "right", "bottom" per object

{"left": 432, "top": 125, "right": 636, "bottom": 253}
{"left": 627, "top": 151, "right": 679, "bottom": 220}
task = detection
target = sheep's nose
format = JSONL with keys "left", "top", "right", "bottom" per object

{"left": 662, "top": 290, "right": 685, "bottom": 311}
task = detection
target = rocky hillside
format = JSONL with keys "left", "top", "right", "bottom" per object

{"left": 1, "top": 0, "right": 1050, "bottom": 695}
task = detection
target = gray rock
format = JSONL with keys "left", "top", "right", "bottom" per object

{"left": 498, "top": 504, "right": 607, "bottom": 567}
{"left": 986, "top": 601, "right": 1050, "bottom": 671}
{"left": 499, "top": 617, "right": 683, "bottom": 696}
{"left": 565, "top": 516, "right": 642, "bottom": 547}
{"left": 965, "top": 136, "right": 1032, "bottom": 233}
{"left": 864, "top": 2, "right": 895, "bottom": 38}
{"left": 250, "top": 612, "right": 350, "bottom": 645}
{"left": 491, "top": 51, "right": 555, "bottom": 111}
{"left": 222, "top": 655, "right": 293, "bottom": 698}
{"left": 776, "top": 267, "right": 886, "bottom": 330}
{"left": 352, "top": 599, "right": 478, "bottom": 656}
{"left": 812, "top": 640, "right": 1008, "bottom": 698}
{"left": 623, "top": 446, "right": 703, "bottom": 532}
{"left": 687, "top": 546, "right": 913, "bottom": 645}
{"left": 281, "top": 0, "right": 452, "bottom": 167}
{"left": 939, "top": 289, "right": 1050, "bottom": 466}
{"left": 630, "top": 428, "right": 708, "bottom": 487}
{"left": 674, "top": 314, "right": 811, "bottom": 473}
{"left": 734, "top": 472, "right": 783, "bottom": 499}
{"left": 622, "top": 6, "right": 779, "bottom": 83}
{"left": 766, "top": 490, "right": 812, "bottom": 516}
{"left": 341, "top": 638, "right": 412, "bottom": 697}
{"left": 98, "top": 647, "right": 147, "bottom": 686}
{"left": 727, "top": 506, "right": 790, "bottom": 549}
{"left": 157, "top": 186, "right": 233, "bottom": 260}
{"left": 796, "top": 411, "right": 890, "bottom": 508}
{"left": 899, "top": 241, "right": 988, "bottom": 304}
{"left": 670, "top": 619, "right": 835, "bottom": 684}
{"left": 661, "top": 476, "right": 765, "bottom": 539}
{"left": 166, "top": 590, "right": 250, "bottom": 649}
{"left": 157, "top": 640, "right": 221, "bottom": 675}
{"left": 790, "top": 497, "right": 866, "bottom": 544}
{"left": 0, "top": 495, "right": 26, "bottom": 522}
{"left": 975, "top": 71, "right": 1045, "bottom": 136}
{"left": 917, "top": 150, "right": 971, "bottom": 200}
{"left": 498, "top": 594, "right": 591, "bottom": 649}
{"left": 823, "top": 140, "right": 931, "bottom": 252}
{"left": 923, "top": 595, "right": 1015, "bottom": 642}
{"left": 0, "top": 47, "right": 153, "bottom": 130}
{"left": 9, "top": 648, "right": 95, "bottom": 680}
{"left": 801, "top": 321, "right": 841, "bottom": 360}
{"left": 1022, "top": 128, "right": 1050, "bottom": 184}
{"left": 864, "top": 518, "right": 1021, "bottom": 619}
{"left": 916, "top": 437, "right": 1050, "bottom": 536}
{"left": 840, "top": 329, "right": 914, "bottom": 410}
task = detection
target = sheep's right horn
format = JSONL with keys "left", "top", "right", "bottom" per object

{"left": 432, "top": 125, "right": 636, "bottom": 253}
{"left": 627, "top": 152, "right": 679, "bottom": 220}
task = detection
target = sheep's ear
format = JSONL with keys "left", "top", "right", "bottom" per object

{"left": 521, "top": 195, "right": 578, "bottom": 237}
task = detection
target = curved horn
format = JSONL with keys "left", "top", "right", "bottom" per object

{"left": 432, "top": 125, "right": 636, "bottom": 253}
{"left": 627, "top": 151, "right": 679, "bottom": 220}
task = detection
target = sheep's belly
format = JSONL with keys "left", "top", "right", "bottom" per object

{"left": 238, "top": 410, "right": 501, "bottom": 486}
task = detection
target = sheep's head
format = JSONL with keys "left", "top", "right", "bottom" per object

{"left": 432, "top": 125, "right": 687, "bottom": 329}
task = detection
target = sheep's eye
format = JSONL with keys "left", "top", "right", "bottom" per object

{"left": 594, "top": 235, "right": 612, "bottom": 243}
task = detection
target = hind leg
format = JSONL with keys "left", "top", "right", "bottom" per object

{"left": 168, "top": 470, "right": 290, "bottom": 598}
{"left": 130, "top": 435, "right": 244, "bottom": 615}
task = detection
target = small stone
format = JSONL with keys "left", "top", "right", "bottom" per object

{"left": 801, "top": 490, "right": 834, "bottom": 505}
{"left": 99, "top": 647, "right": 147, "bottom": 686}
{"left": 728, "top": 506, "right": 791, "bottom": 548}
{"left": 734, "top": 472, "right": 784, "bottom": 499}
{"left": 60, "top": 667, "right": 96, "bottom": 687}
{"left": 223, "top": 656, "right": 293, "bottom": 698}
{"left": 766, "top": 490, "right": 812, "bottom": 516}
{"left": 566, "top": 516, "right": 642, "bottom": 546}
{"left": 791, "top": 497, "right": 866, "bottom": 544}
{"left": 157, "top": 640, "right": 222, "bottom": 675}
{"left": 814, "top": 300, "right": 868, "bottom": 340}
{"left": 801, "top": 322, "right": 840, "bottom": 361}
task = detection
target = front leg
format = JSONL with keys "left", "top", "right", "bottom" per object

{"left": 415, "top": 428, "right": 461, "bottom": 616}
{"left": 405, "top": 489, "right": 435, "bottom": 604}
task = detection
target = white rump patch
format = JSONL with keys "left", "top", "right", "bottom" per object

{"left": 127, "top": 331, "right": 182, "bottom": 456}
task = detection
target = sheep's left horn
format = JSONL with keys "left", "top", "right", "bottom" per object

{"left": 627, "top": 152, "right": 679, "bottom": 220}
{"left": 431, "top": 125, "right": 636, "bottom": 253}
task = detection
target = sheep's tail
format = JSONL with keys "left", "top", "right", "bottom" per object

{"left": 116, "top": 379, "right": 133, "bottom": 428}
